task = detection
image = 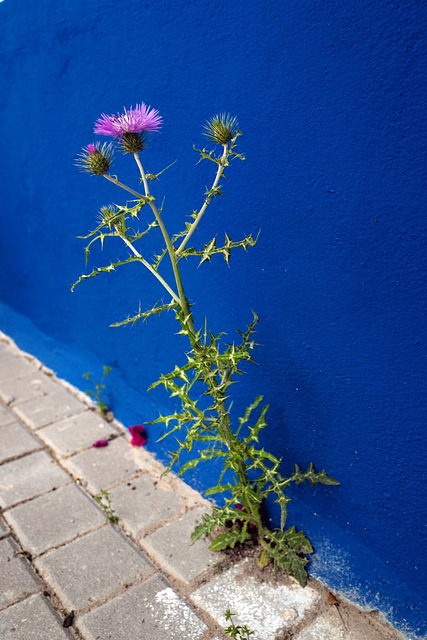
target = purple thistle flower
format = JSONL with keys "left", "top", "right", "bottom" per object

{"left": 94, "top": 103, "right": 162, "bottom": 138}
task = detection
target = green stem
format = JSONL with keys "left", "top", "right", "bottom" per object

{"left": 103, "top": 174, "right": 144, "bottom": 199}
{"left": 133, "top": 153, "right": 196, "bottom": 338}
{"left": 116, "top": 231, "right": 180, "bottom": 304}
{"left": 108, "top": 160, "right": 247, "bottom": 490}
{"left": 176, "top": 144, "right": 228, "bottom": 256}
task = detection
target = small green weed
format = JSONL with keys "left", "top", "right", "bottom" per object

{"left": 224, "top": 610, "right": 254, "bottom": 639}
{"left": 94, "top": 489, "right": 118, "bottom": 523}
{"left": 83, "top": 365, "right": 111, "bottom": 415}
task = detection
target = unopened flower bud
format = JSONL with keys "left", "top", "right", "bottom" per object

{"left": 76, "top": 142, "right": 114, "bottom": 175}
{"left": 97, "top": 205, "right": 121, "bottom": 228}
{"left": 203, "top": 113, "right": 239, "bottom": 145}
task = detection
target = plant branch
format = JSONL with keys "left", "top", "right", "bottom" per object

{"left": 133, "top": 153, "right": 197, "bottom": 338}
{"left": 116, "top": 230, "right": 180, "bottom": 303}
{"left": 176, "top": 143, "right": 228, "bottom": 256}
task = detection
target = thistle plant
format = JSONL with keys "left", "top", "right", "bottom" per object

{"left": 73, "top": 102, "right": 339, "bottom": 586}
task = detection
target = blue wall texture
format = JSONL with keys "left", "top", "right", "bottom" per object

{"left": 1, "top": 1, "right": 425, "bottom": 636}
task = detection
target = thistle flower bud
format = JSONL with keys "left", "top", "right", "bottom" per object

{"left": 76, "top": 142, "right": 114, "bottom": 175}
{"left": 203, "top": 113, "right": 239, "bottom": 145}
{"left": 97, "top": 205, "right": 120, "bottom": 229}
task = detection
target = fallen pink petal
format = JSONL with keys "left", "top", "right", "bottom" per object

{"left": 92, "top": 439, "right": 108, "bottom": 448}
{"left": 129, "top": 425, "right": 147, "bottom": 447}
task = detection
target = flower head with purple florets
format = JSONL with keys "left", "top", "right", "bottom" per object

{"left": 94, "top": 103, "right": 162, "bottom": 154}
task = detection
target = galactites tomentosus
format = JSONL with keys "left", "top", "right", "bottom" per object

{"left": 94, "top": 103, "right": 162, "bottom": 154}
{"left": 73, "top": 102, "right": 339, "bottom": 588}
{"left": 203, "top": 113, "right": 239, "bottom": 145}
{"left": 75, "top": 142, "right": 114, "bottom": 176}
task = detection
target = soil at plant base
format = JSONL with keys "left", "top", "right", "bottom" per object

{"left": 204, "top": 538, "right": 404, "bottom": 640}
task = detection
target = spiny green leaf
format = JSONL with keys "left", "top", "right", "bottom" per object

{"left": 291, "top": 463, "right": 340, "bottom": 487}
{"left": 209, "top": 526, "right": 246, "bottom": 552}
{"left": 180, "top": 233, "right": 259, "bottom": 266}
{"left": 110, "top": 301, "right": 177, "bottom": 328}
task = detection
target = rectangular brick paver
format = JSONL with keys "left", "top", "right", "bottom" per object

{"left": 109, "top": 472, "right": 184, "bottom": 537}
{"left": 37, "top": 410, "right": 118, "bottom": 457}
{"left": 62, "top": 436, "right": 144, "bottom": 494}
{"left": 13, "top": 389, "right": 85, "bottom": 429}
{"left": 0, "top": 402, "right": 15, "bottom": 427}
{"left": 0, "top": 354, "right": 35, "bottom": 385}
{"left": 0, "top": 371, "right": 60, "bottom": 407}
{"left": 0, "top": 422, "right": 43, "bottom": 464}
{"left": 34, "top": 525, "right": 154, "bottom": 612}
{"left": 295, "top": 614, "right": 344, "bottom": 639}
{"left": 191, "top": 560, "right": 320, "bottom": 640}
{"left": 142, "top": 506, "right": 218, "bottom": 583}
{"left": 4, "top": 483, "right": 106, "bottom": 555}
{"left": 0, "top": 537, "right": 41, "bottom": 609}
{"left": 76, "top": 575, "right": 207, "bottom": 640}
{"left": 0, "top": 450, "right": 71, "bottom": 508}
{"left": 0, "top": 593, "right": 73, "bottom": 639}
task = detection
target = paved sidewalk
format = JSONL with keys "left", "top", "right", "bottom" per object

{"left": 0, "top": 333, "right": 404, "bottom": 640}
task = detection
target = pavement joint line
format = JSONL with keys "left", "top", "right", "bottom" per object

{"left": 0, "top": 446, "right": 45, "bottom": 467}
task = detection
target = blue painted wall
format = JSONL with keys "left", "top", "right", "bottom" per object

{"left": 1, "top": 1, "right": 425, "bottom": 636}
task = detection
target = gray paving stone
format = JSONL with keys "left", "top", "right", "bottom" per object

{"left": 34, "top": 525, "right": 154, "bottom": 612}
{"left": 142, "top": 506, "right": 218, "bottom": 583}
{"left": 4, "top": 483, "right": 105, "bottom": 555}
{"left": 77, "top": 575, "right": 207, "bottom": 640}
{"left": 109, "top": 472, "right": 184, "bottom": 537}
{"left": 0, "top": 422, "right": 43, "bottom": 464}
{"left": 37, "top": 410, "right": 118, "bottom": 457}
{"left": 0, "top": 353, "right": 35, "bottom": 384}
{"left": 0, "top": 370, "right": 60, "bottom": 406}
{"left": 13, "top": 389, "right": 85, "bottom": 429}
{"left": 0, "top": 537, "right": 41, "bottom": 609}
{"left": 0, "top": 450, "right": 71, "bottom": 508}
{"left": 0, "top": 340, "right": 16, "bottom": 361}
{"left": 0, "top": 593, "right": 73, "bottom": 639}
{"left": 0, "top": 518, "right": 9, "bottom": 538}
{"left": 63, "top": 436, "right": 144, "bottom": 493}
{"left": 0, "top": 402, "right": 16, "bottom": 426}
{"left": 295, "top": 614, "right": 344, "bottom": 640}
{"left": 191, "top": 560, "right": 320, "bottom": 640}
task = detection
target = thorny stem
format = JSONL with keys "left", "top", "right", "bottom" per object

{"left": 103, "top": 174, "right": 144, "bottom": 199}
{"left": 108, "top": 153, "right": 248, "bottom": 489}
{"left": 134, "top": 150, "right": 249, "bottom": 490}
{"left": 176, "top": 144, "right": 228, "bottom": 256}
{"left": 135, "top": 150, "right": 247, "bottom": 487}
{"left": 104, "top": 172, "right": 191, "bottom": 326}
{"left": 133, "top": 152, "right": 196, "bottom": 338}
{"left": 116, "top": 231, "right": 180, "bottom": 304}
